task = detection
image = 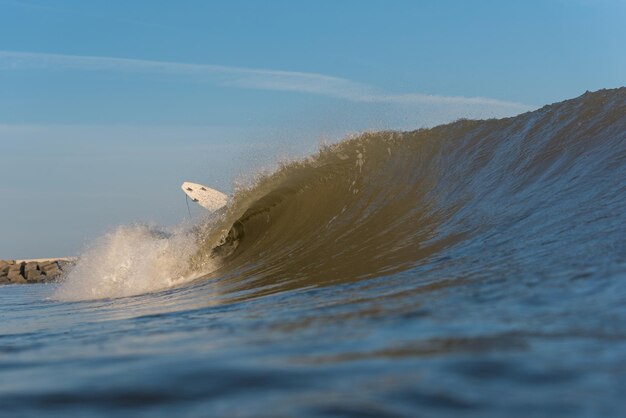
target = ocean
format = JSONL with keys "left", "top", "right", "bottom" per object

{"left": 1, "top": 88, "right": 625, "bottom": 417}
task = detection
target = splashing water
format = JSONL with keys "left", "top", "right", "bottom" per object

{"left": 54, "top": 223, "right": 217, "bottom": 300}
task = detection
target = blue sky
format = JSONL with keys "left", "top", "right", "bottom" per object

{"left": 0, "top": 0, "right": 624, "bottom": 258}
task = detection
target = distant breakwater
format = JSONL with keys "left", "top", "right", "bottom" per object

{"left": 0, "top": 259, "right": 75, "bottom": 285}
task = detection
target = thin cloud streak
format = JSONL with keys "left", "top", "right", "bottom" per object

{"left": 0, "top": 50, "right": 532, "bottom": 110}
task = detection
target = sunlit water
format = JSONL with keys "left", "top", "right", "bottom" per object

{"left": 1, "top": 89, "right": 625, "bottom": 417}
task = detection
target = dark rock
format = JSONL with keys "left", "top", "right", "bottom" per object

{"left": 41, "top": 262, "right": 59, "bottom": 272}
{"left": 43, "top": 266, "right": 62, "bottom": 278}
{"left": 8, "top": 263, "right": 24, "bottom": 275}
{"left": 7, "top": 270, "right": 27, "bottom": 284}
{"left": 38, "top": 275, "right": 54, "bottom": 283}
{"left": 24, "top": 262, "right": 40, "bottom": 273}
{"left": 25, "top": 269, "right": 44, "bottom": 282}
{"left": 46, "top": 271, "right": 62, "bottom": 279}
{"left": 0, "top": 259, "right": 75, "bottom": 285}
{"left": 39, "top": 261, "right": 52, "bottom": 269}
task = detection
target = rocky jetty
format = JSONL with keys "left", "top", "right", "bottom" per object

{"left": 0, "top": 259, "right": 76, "bottom": 285}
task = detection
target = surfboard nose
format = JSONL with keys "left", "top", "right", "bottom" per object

{"left": 181, "top": 182, "right": 228, "bottom": 212}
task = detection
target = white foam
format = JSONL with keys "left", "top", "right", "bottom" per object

{"left": 53, "top": 223, "right": 215, "bottom": 301}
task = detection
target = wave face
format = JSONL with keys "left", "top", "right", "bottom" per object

{"left": 189, "top": 88, "right": 625, "bottom": 300}
{"left": 13, "top": 88, "right": 626, "bottom": 416}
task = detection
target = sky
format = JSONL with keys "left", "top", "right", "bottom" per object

{"left": 0, "top": 0, "right": 624, "bottom": 258}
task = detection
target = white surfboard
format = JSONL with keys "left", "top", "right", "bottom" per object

{"left": 181, "top": 182, "right": 228, "bottom": 212}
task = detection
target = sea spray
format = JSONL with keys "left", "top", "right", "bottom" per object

{"left": 54, "top": 223, "right": 217, "bottom": 300}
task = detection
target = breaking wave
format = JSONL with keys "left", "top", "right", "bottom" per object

{"left": 55, "top": 88, "right": 626, "bottom": 301}
{"left": 55, "top": 224, "right": 216, "bottom": 300}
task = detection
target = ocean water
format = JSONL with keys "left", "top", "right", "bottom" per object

{"left": 1, "top": 88, "right": 625, "bottom": 417}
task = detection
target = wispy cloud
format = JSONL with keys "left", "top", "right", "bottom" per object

{"left": 0, "top": 50, "right": 532, "bottom": 110}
